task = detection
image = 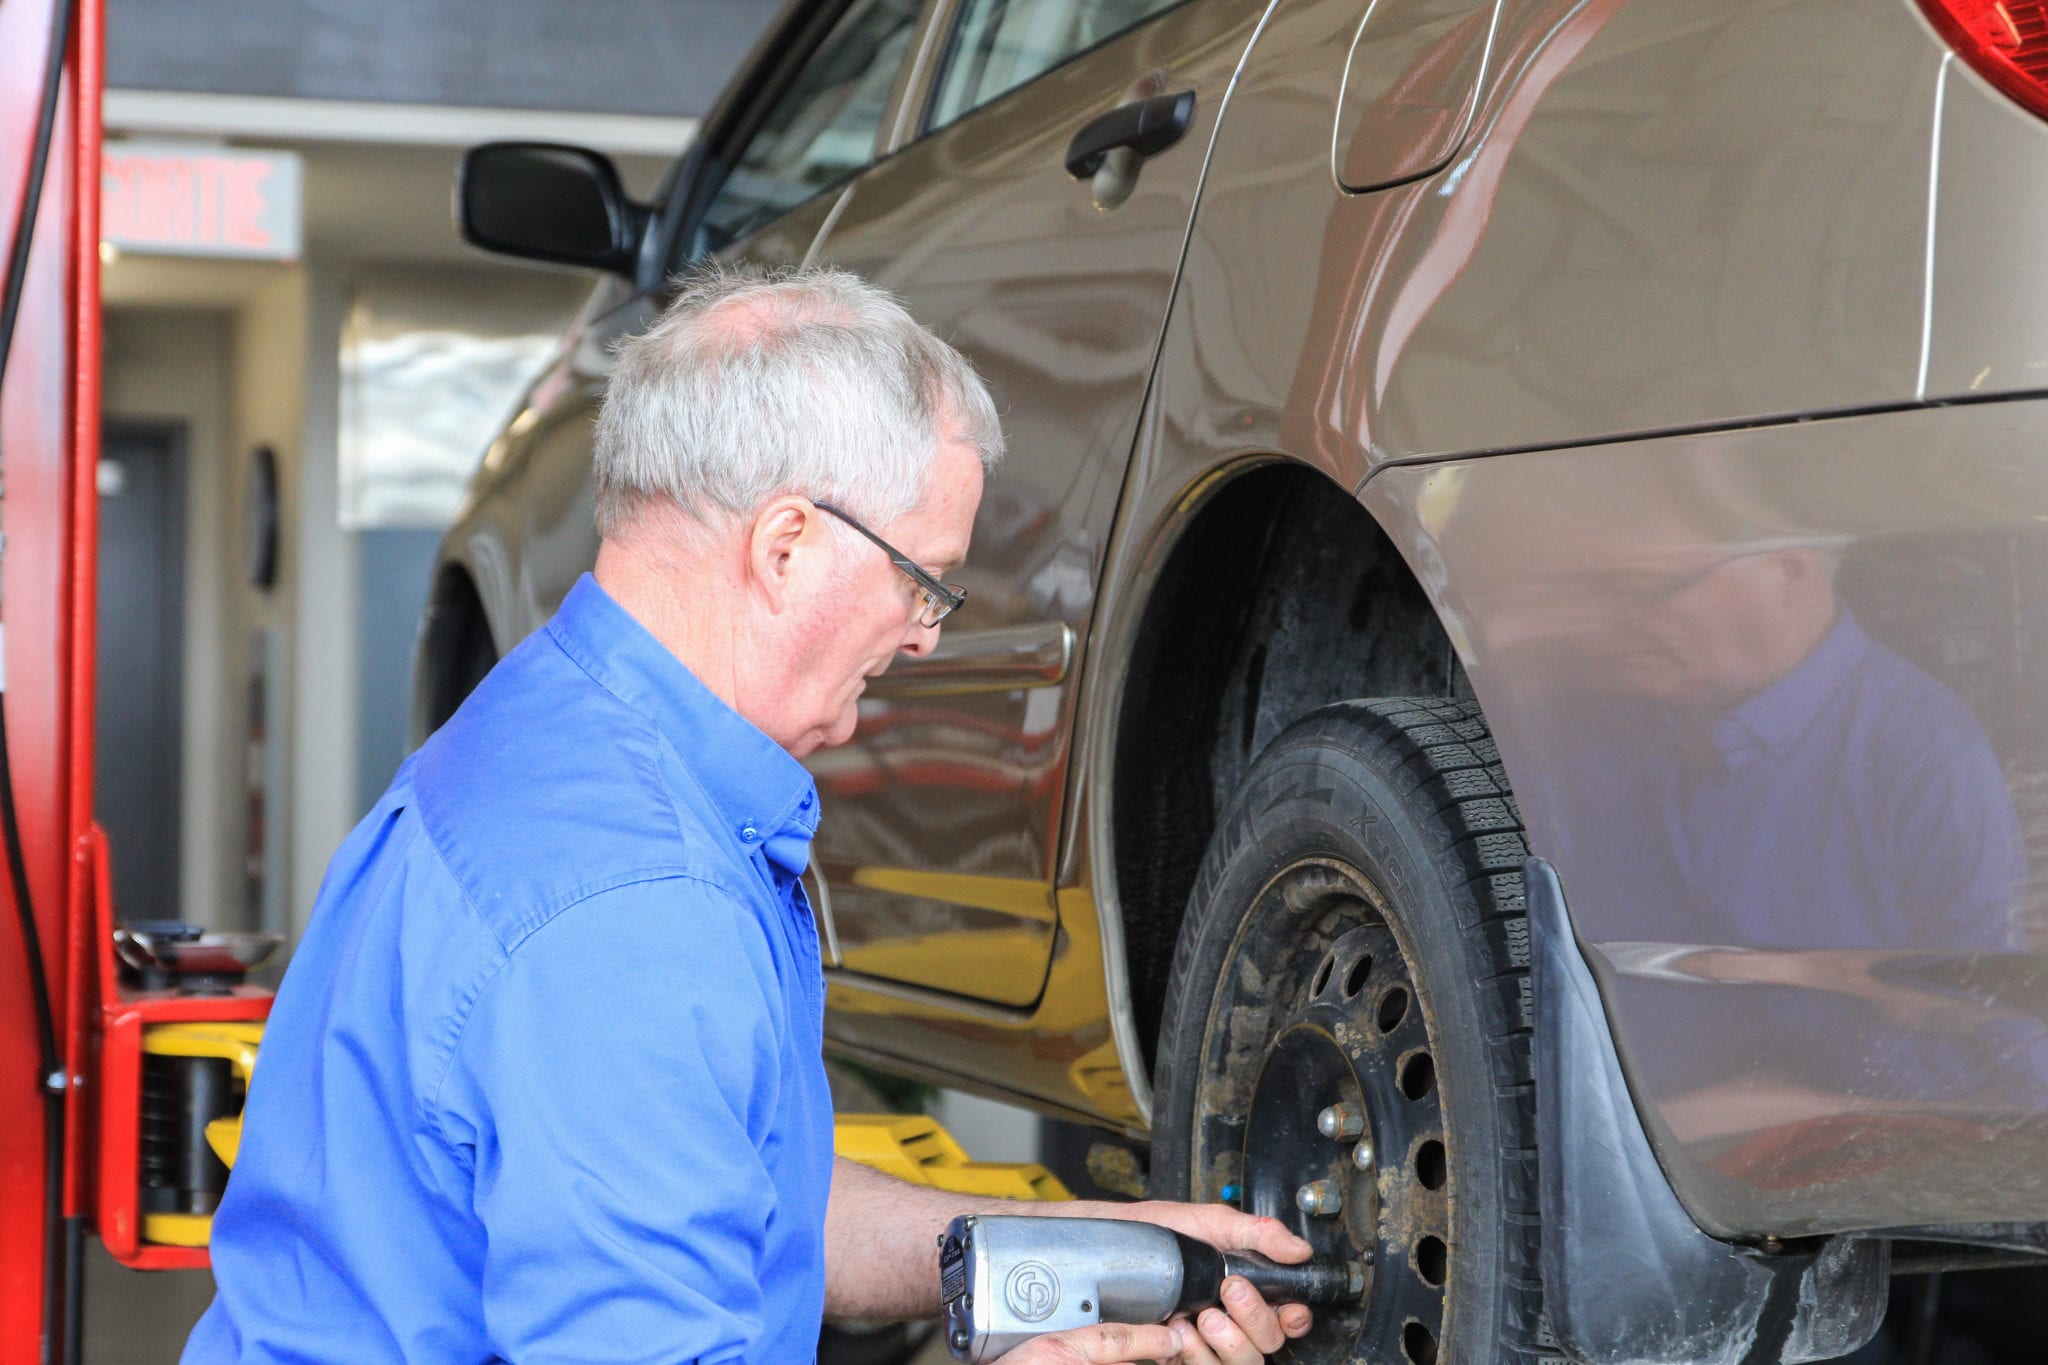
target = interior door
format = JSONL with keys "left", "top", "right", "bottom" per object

{"left": 805, "top": 0, "right": 1272, "bottom": 1004}
{"left": 95, "top": 423, "right": 186, "bottom": 927}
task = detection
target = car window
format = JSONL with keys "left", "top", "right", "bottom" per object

{"left": 926, "top": 0, "right": 1186, "bottom": 131}
{"left": 696, "top": 0, "right": 923, "bottom": 255}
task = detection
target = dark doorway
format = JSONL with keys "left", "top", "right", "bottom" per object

{"left": 95, "top": 421, "right": 186, "bottom": 927}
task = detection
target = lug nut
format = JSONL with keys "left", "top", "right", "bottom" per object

{"left": 1317, "top": 1103, "right": 1364, "bottom": 1140}
{"left": 1351, "top": 1139, "right": 1376, "bottom": 1172}
{"left": 1295, "top": 1179, "right": 1342, "bottom": 1217}
{"left": 1345, "top": 1260, "right": 1368, "bottom": 1297}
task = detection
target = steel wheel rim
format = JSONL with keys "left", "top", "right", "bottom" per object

{"left": 1197, "top": 859, "right": 1452, "bottom": 1365}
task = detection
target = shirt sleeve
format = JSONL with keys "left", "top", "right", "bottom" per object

{"left": 1885, "top": 716, "right": 2026, "bottom": 951}
{"left": 434, "top": 875, "right": 788, "bottom": 1364}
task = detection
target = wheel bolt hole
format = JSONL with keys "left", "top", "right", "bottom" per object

{"left": 1415, "top": 1236, "right": 1447, "bottom": 1287}
{"left": 1376, "top": 986, "right": 1409, "bottom": 1032}
{"left": 1342, "top": 953, "right": 1374, "bottom": 998}
{"left": 1311, "top": 955, "right": 1335, "bottom": 999}
{"left": 1399, "top": 1052, "right": 1435, "bottom": 1101}
{"left": 1415, "top": 1139, "right": 1446, "bottom": 1191}
{"left": 1403, "top": 1321, "right": 1439, "bottom": 1364}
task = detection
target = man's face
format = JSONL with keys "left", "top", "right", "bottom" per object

{"left": 778, "top": 437, "right": 984, "bottom": 756}
{"left": 1601, "top": 550, "right": 1828, "bottom": 711}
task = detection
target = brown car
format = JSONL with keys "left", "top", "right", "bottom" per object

{"left": 420, "top": 0, "right": 2048, "bottom": 1359}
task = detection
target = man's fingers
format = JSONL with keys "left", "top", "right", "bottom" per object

{"left": 1064, "top": 1320, "right": 1186, "bottom": 1363}
{"left": 1217, "top": 1275, "right": 1287, "bottom": 1355}
{"left": 1108, "top": 1200, "right": 1312, "bottom": 1266}
{"left": 1192, "top": 1305, "right": 1261, "bottom": 1365}
{"left": 1279, "top": 1303, "right": 1314, "bottom": 1338}
{"left": 1187, "top": 1208, "right": 1310, "bottom": 1263}
{"left": 1168, "top": 1314, "right": 1219, "bottom": 1365}
{"left": 1239, "top": 1214, "right": 1313, "bottom": 1263}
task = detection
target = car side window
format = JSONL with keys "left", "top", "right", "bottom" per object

{"left": 926, "top": 0, "right": 1186, "bottom": 131}
{"left": 696, "top": 0, "right": 923, "bottom": 255}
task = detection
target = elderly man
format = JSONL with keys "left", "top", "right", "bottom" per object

{"left": 186, "top": 267, "right": 1312, "bottom": 1364}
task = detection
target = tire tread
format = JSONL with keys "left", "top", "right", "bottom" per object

{"left": 1160, "top": 697, "right": 1545, "bottom": 1361}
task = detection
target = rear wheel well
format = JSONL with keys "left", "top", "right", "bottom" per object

{"left": 1110, "top": 463, "right": 1467, "bottom": 1075}
{"left": 417, "top": 564, "right": 499, "bottom": 739}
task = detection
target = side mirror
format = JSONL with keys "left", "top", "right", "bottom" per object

{"left": 456, "top": 143, "right": 649, "bottom": 276}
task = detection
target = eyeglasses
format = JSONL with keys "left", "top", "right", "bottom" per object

{"left": 1610, "top": 552, "right": 1758, "bottom": 612}
{"left": 813, "top": 500, "right": 967, "bottom": 628}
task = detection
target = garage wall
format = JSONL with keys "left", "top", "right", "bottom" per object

{"left": 100, "top": 310, "right": 231, "bottom": 927}
{"left": 100, "top": 265, "right": 320, "bottom": 938}
{"left": 276, "top": 270, "right": 344, "bottom": 945}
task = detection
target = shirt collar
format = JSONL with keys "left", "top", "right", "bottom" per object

{"left": 546, "top": 574, "right": 820, "bottom": 875}
{"left": 1711, "top": 608, "right": 1873, "bottom": 766}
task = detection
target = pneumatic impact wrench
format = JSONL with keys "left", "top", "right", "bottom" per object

{"left": 937, "top": 1214, "right": 1367, "bottom": 1361}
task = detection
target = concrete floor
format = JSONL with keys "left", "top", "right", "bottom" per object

{"left": 81, "top": 1250, "right": 213, "bottom": 1363}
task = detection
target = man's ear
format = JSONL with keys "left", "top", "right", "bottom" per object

{"left": 748, "top": 496, "right": 826, "bottom": 613}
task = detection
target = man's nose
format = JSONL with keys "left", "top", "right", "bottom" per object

{"left": 899, "top": 619, "right": 940, "bottom": 657}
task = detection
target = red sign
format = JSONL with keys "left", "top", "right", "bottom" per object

{"left": 101, "top": 143, "right": 301, "bottom": 259}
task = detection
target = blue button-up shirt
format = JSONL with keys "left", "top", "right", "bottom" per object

{"left": 186, "top": 574, "right": 833, "bottom": 1363}
{"left": 1579, "top": 609, "right": 2024, "bottom": 955}
{"left": 1548, "top": 608, "right": 2034, "bottom": 1101}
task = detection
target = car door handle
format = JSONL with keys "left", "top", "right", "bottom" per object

{"left": 1064, "top": 90, "right": 1197, "bottom": 179}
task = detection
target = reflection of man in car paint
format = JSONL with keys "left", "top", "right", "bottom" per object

{"left": 1555, "top": 538, "right": 2031, "bottom": 1109}
{"left": 1609, "top": 543, "right": 2020, "bottom": 952}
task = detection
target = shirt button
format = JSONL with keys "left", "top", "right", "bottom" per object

{"left": 739, "top": 824, "right": 759, "bottom": 843}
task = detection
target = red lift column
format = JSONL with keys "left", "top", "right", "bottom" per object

{"left": 0, "top": 0, "right": 101, "bottom": 1355}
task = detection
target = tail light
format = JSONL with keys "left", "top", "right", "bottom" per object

{"left": 1918, "top": 0, "right": 2048, "bottom": 121}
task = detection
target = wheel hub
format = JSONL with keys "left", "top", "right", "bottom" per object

{"left": 1241, "top": 911, "right": 1451, "bottom": 1364}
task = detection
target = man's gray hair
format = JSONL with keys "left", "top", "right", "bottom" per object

{"left": 592, "top": 263, "right": 1003, "bottom": 538}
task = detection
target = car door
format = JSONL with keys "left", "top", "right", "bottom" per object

{"left": 802, "top": 0, "right": 1274, "bottom": 1004}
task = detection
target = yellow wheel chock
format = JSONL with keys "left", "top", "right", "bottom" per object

{"left": 833, "top": 1113, "right": 1071, "bottom": 1201}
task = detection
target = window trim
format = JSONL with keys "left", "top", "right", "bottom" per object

{"left": 910, "top": 0, "right": 1202, "bottom": 141}
{"left": 646, "top": 0, "right": 840, "bottom": 280}
{"left": 659, "top": 0, "right": 943, "bottom": 270}
{"left": 879, "top": 0, "right": 972, "bottom": 152}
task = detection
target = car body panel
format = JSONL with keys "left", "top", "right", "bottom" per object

{"left": 1150, "top": 0, "right": 1942, "bottom": 490}
{"left": 1924, "top": 52, "right": 2048, "bottom": 402}
{"left": 1045, "top": 0, "right": 1957, "bottom": 1138}
{"left": 1365, "top": 397, "right": 2048, "bottom": 1237}
{"left": 1062, "top": 0, "right": 2048, "bottom": 1218}
{"left": 798, "top": 0, "right": 1277, "bottom": 1007}
{"left": 1333, "top": 0, "right": 1502, "bottom": 193}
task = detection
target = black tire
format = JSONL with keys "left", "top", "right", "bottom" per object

{"left": 1151, "top": 698, "right": 1544, "bottom": 1364}
{"left": 420, "top": 572, "right": 499, "bottom": 735}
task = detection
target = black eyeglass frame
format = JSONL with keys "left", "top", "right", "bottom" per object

{"left": 813, "top": 500, "right": 967, "bottom": 627}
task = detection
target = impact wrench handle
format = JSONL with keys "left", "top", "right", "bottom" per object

{"left": 938, "top": 1214, "right": 1365, "bottom": 1362}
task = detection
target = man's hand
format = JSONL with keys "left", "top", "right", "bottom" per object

{"left": 825, "top": 1159, "right": 1318, "bottom": 1360}
{"left": 1070, "top": 1200, "right": 1316, "bottom": 1363}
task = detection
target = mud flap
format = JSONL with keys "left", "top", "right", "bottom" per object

{"left": 1525, "top": 856, "right": 1887, "bottom": 1364}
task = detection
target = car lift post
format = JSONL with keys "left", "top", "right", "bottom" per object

{"left": 0, "top": 0, "right": 101, "bottom": 1359}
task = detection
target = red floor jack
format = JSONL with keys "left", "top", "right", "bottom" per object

{"left": 2, "top": 3, "right": 277, "bottom": 1359}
